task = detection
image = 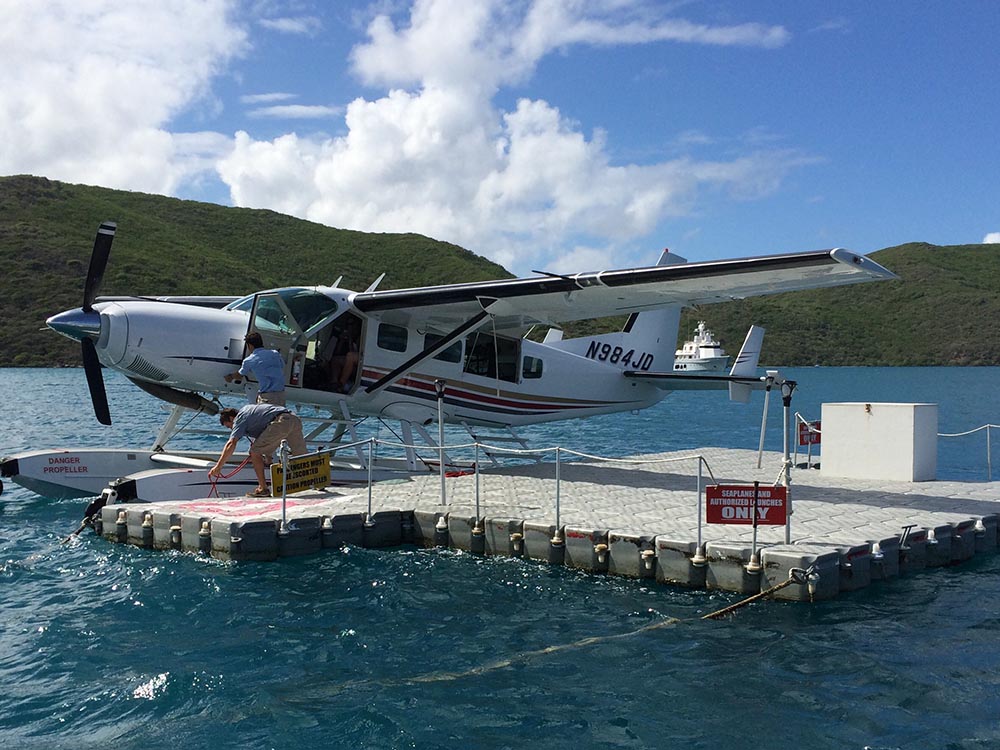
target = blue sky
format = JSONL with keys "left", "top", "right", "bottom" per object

{"left": 3, "top": 1, "right": 998, "bottom": 276}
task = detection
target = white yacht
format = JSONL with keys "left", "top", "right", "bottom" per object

{"left": 673, "top": 321, "right": 730, "bottom": 372}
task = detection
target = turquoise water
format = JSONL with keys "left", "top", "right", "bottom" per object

{"left": 2, "top": 367, "right": 1000, "bottom": 749}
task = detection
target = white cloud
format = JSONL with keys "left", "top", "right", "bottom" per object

{"left": 1, "top": 0, "right": 805, "bottom": 275}
{"left": 241, "top": 92, "right": 299, "bottom": 104}
{"left": 219, "top": 0, "right": 801, "bottom": 272}
{"left": 984, "top": 232, "right": 1000, "bottom": 244}
{"left": 0, "top": 0, "right": 246, "bottom": 194}
{"left": 259, "top": 16, "right": 323, "bottom": 35}
{"left": 248, "top": 104, "right": 343, "bottom": 119}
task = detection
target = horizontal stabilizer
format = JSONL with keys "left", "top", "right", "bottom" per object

{"left": 622, "top": 371, "right": 767, "bottom": 391}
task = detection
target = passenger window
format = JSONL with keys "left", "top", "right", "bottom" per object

{"left": 377, "top": 323, "right": 408, "bottom": 352}
{"left": 523, "top": 356, "right": 543, "bottom": 379}
{"left": 425, "top": 333, "right": 462, "bottom": 363}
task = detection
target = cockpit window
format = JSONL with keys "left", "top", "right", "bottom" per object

{"left": 226, "top": 288, "right": 337, "bottom": 330}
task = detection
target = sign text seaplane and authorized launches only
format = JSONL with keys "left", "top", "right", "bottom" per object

{"left": 706, "top": 484, "right": 787, "bottom": 525}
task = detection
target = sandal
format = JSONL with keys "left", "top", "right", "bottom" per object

{"left": 248, "top": 487, "right": 271, "bottom": 497}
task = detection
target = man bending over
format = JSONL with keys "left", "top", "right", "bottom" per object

{"left": 209, "top": 404, "right": 307, "bottom": 497}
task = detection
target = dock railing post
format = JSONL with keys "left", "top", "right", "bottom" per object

{"left": 692, "top": 456, "right": 706, "bottom": 565}
{"left": 554, "top": 446, "right": 562, "bottom": 535}
{"left": 747, "top": 481, "right": 762, "bottom": 573}
{"left": 781, "top": 380, "right": 797, "bottom": 544}
{"left": 474, "top": 442, "right": 481, "bottom": 525}
{"left": 757, "top": 371, "right": 777, "bottom": 468}
{"left": 988, "top": 425, "right": 993, "bottom": 482}
{"left": 435, "top": 379, "right": 446, "bottom": 506}
{"left": 279, "top": 439, "right": 289, "bottom": 534}
{"left": 366, "top": 437, "right": 374, "bottom": 523}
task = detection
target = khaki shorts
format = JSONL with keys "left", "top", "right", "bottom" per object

{"left": 253, "top": 412, "right": 307, "bottom": 458}
{"left": 257, "top": 390, "right": 286, "bottom": 406}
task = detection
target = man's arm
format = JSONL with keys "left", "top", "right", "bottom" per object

{"left": 225, "top": 353, "right": 251, "bottom": 383}
{"left": 209, "top": 436, "right": 240, "bottom": 476}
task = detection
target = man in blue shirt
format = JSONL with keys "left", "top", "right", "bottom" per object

{"left": 225, "top": 331, "right": 287, "bottom": 405}
{"left": 208, "top": 403, "right": 307, "bottom": 496}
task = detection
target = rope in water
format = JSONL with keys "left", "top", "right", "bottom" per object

{"left": 303, "top": 566, "right": 816, "bottom": 695}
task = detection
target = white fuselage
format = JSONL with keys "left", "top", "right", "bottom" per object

{"left": 86, "top": 290, "right": 667, "bottom": 429}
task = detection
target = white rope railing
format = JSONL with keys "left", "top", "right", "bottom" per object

{"left": 938, "top": 423, "right": 998, "bottom": 481}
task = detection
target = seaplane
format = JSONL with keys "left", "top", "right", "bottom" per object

{"left": 1, "top": 221, "right": 897, "bottom": 507}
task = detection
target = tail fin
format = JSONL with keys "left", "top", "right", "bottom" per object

{"left": 728, "top": 325, "right": 765, "bottom": 402}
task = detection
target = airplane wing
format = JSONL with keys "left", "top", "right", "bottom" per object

{"left": 351, "top": 248, "right": 896, "bottom": 334}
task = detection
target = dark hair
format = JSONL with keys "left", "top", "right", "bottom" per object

{"left": 245, "top": 331, "right": 263, "bottom": 348}
{"left": 219, "top": 407, "right": 239, "bottom": 425}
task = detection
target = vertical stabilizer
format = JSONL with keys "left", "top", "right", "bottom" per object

{"left": 729, "top": 325, "right": 765, "bottom": 376}
{"left": 728, "top": 325, "right": 765, "bottom": 402}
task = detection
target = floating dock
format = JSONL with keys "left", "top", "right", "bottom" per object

{"left": 95, "top": 447, "right": 1000, "bottom": 603}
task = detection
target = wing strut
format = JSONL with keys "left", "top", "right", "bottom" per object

{"left": 363, "top": 310, "right": 491, "bottom": 396}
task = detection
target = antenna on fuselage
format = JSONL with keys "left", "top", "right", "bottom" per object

{"left": 364, "top": 273, "right": 386, "bottom": 293}
{"left": 331, "top": 275, "right": 343, "bottom": 288}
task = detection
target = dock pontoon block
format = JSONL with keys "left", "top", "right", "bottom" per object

{"left": 180, "top": 514, "right": 215, "bottom": 554}
{"left": 950, "top": 519, "right": 977, "bottom": 563}
{"left": 447, "top": 513, "right": 479, "bottom": 552}
{"left": 867, "top": 536, "right": 901, "bottom": 580}
{"left": 483, "top": 517, "right": 524, "bottom": 557}
{"left": 126, "top": 508, "right": 151, "bottom": 546}
{"left": 363, "top": 510, "right": 403, "bottom": 548}
{"left": 322, "top": 513, "right": 365, "bottom": 548}
{"left": 152, "top": 510, "right": 183, "bottom": 550}
{"left": 563, "top": 527, "right": 609, "bottom": 573}
{"left": 925, "top": 523, "right": 955, "bottom": 567}
{"left": 412, "top": 509, "right": 447, "bottom": 547}
{"left": 277, "top": 516, "right": 323, "bottom": 557}
{"left": 760, "top": 546, "right": 841, "bottom": 601}
{"left": 522, "top": 521, "right": 562, "bottom": 563}
{"left": 213, "top": 519, "right": 279, "bottom": 561}
{"left": 899, "top": 529, "right": 928, "bottom": 574}
{"left": 607, "top": 531, "right": 655, "bottom": 579}
{"left": 654, "top": 535, "right": 707, "bottom": 588}
{"left": 834, "top": 543, "right": 872, "bottom": 591}
{"left": 704, "top": 541, "right": 760, "bottom": 595}
{"left": 976, "top": 514, "right": 998, "bottom": 553}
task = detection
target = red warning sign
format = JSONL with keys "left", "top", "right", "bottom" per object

{"left": 798, "top": 420, "right": 821, "bottom": 446}
{"left": 705, "top": 484, "right": 787, "bottom": 525}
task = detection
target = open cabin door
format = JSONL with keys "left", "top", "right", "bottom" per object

{"left": 246, "top": 289, "right": 342, "bottom": 392}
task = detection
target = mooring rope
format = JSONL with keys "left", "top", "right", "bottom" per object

{"left": 302, "top": 566, "right": 815, "bottom": 696}
{"left": 207, "top": 455, "right": 251, "bottom": 498}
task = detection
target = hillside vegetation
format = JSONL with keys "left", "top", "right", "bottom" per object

{"left": 2, "top": 174, "right": 998, "bottom": 367}
{"left": 0, "top": 175, "right": 510, "bottom": 366}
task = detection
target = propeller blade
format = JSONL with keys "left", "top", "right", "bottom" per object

{"left": 83, "top": 221, "right": 116, "bottom": 312}
{"left": 81, "top": 337, "right": 112, "bottom": 425}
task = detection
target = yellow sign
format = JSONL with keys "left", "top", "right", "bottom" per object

{"left": 269, "top": 451, "right": 331, "bottom": 495}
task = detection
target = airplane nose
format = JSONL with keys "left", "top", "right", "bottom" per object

{"left": 46, "top": 308, "right": 102, "bottom": 341}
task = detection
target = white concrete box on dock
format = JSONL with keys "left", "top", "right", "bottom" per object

{"left": 820, "top": 402, "right": 937, "bottom": 482}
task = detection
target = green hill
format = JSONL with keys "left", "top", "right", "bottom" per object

{"left": 2, "top": 174, "right": 998, "bottom": 367}
{"left": 0, "top": 175, "right": 510, "bottom": 366}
